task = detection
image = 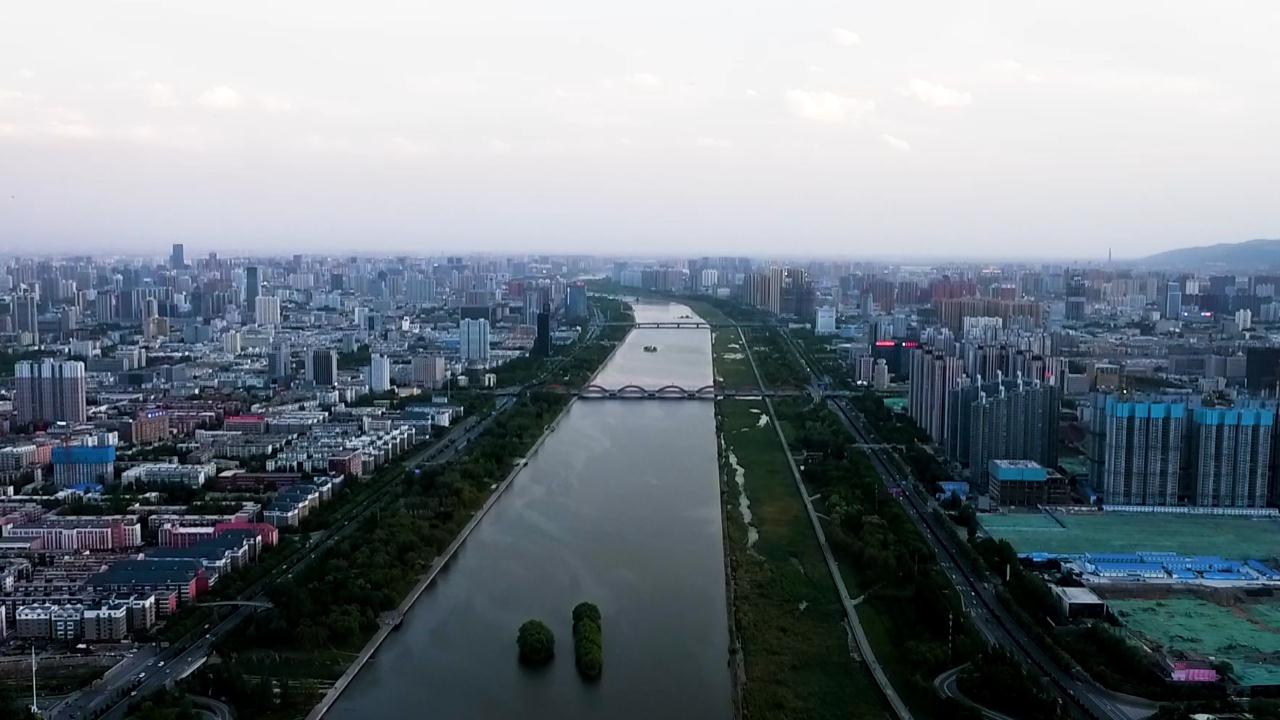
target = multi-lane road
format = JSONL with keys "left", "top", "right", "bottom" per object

{"left": 770, "top": 324, "right": 1154, "bottom": 720}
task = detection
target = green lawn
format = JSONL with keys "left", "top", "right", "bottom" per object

{"left": 712, "top": 328, "right": 760, "bottom": 390}
{"left": 718, "top": 398, "right": 888, "bottom": 719}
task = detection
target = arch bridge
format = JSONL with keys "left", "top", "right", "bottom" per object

{"left": 579, "top": 383, "right": 718, "bottom": 400}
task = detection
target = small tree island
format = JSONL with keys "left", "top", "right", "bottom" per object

{"left": 572, "top": 602, "right": 603, "bottom": 680}
{"left": 517, "top": 619, "right": 555, "bottom": 665}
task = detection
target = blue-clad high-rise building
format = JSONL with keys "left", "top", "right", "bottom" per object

{"left": 1102, "top": 397, "right": 1186, "bottom": 506}
{"left": 1190, "top": 403, "right": 1274, "bottom": 508}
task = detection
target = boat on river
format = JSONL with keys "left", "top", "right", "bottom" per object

{"left": 643, "top": 345, "right": 659, "bottom": 352}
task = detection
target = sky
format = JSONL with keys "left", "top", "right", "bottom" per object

{"left": 1, "top": 0, "right": 1278, "bottom": 259}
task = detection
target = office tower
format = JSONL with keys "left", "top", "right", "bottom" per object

{"left": 170, "top": 243, "right": 185, "bottom": 269}
{"left": 1189, "top": 403, "right": 1274, "bottom": 508}
{"left": 1101, "top": 397, "right": 1185, "bottom": 506}
{"left": 815, "top": 306, "right": 836, "bottom": 335}
{"left": 533, "top": 304, "right": 551, "bottom": 357}
{"left": 244, "top": 265, "right": 261, "bottom": 309}
{"left": 311, "top": 349, "right": 338, "bottom": 386}
{"left": 1235, "top": 308, "right": 1253, "bottom": 330}
{"left": 268, "top": 342, "right": 292, "bottom": 380}
{"left": 873, "top": 359, "right": 890, "bottom": 390}
{"left": 223, "top": 330, "right": 241, "bottom": 355}
{"left": 1165, "top": 280, "right": 1182, "bottom": 320}
{"left": 255, "top": 295, "right": 281, "bottom": 326}
{"left": 566, "top": 283, "right": 589, "bottom": 321}
{"left": 369, "top": 353, "right": 392, "bottom": 392}
{"left": 460, "top": 318, "right": 491, "bottom": 366}
{"left": 412, "top": 356, "right": 447, "bottom": 389}
{"left": 13, "top": 292, "right": 38, "bottom": 335}
{"left": 14, "top": 359, "right": 88, "bottom": 426}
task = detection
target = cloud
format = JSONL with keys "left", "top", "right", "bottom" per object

{"left": 17, "top": 69, "right": 34, "bottom": 80}
{"left": 988, "top": 60, "right": 1043, "bottom": 84}
{"left": 197, "top": 85, "right": 243, "bottom": 110}
{"left": 146, "top": 82, "right": 180, "bottom": 108}
{"left": 48, "top": 121, "right": 98, "bottom": 139}
{"left": 831, "top": 27, "right": 862, "bottom": 47}
{"left": 0, "top": 123, "right": 18, "bottom": 137}
{"left": 695, "top": 136, "right": 732, "bottom": 149}
{"left": 881, "top": 134, "right": 911, "bottom": 152}
{"left": 391, "top": 137, "right": 437, "bottom": 156}
{"left": 485, "top": 138, "right": 512, "bottom": 154}
{"left": 900, "top": 79, "right": 972, "bottom": 108}
{"left": 629, "top": 73, "right": 662, "bottom": 88}
{"left": 784, "top": 89, "right": 875, "bottom": 124}
{"left": 259, "top": 94, "right": 293, "bottom": 113}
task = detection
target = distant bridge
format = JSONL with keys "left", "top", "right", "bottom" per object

{"left": 580, "top": 383, "right": 718, "bottom": 400}
{"left": 600, "top": 321, "right": 765, "bottom": 329}
{"left": 566, "top": 384, "right": 812, "bottom": 400}
{"left": 198, "top": 600, "right": 274, "bottom": 609}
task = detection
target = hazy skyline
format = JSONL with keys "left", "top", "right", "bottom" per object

{"left": 2, "top": 1, "right": 1278, "bottom": 258}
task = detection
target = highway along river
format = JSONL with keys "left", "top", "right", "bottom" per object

{"left": 328, "top": 301, "right": 732, "bottom": 720}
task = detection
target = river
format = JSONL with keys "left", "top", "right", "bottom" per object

{"left": 327, "top": 301, "right": 732, "bottom": 720}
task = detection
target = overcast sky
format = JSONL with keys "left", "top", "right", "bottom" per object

{"left": 1, "top": 1, "right": 1278, "bottom": 259}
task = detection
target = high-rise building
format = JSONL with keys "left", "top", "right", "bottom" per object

{"left": 15, "top": 359, "right": 88, "bottom": 426}
{"left": 908, "top": 346, "right": 964, "bottom": 443}
{"left": 1165, "top": 280, "right": 1182, "bottom": 320}
{"left": 1189, "top": 403, "right": 1274, "bottom": 508}
{"left": 815, "top": 306, "right": 836, "bottom": 335}
{"left": 767, "top": 267, "right": 784, "bottom": 315}
{"left": 13, "top": 293, "right": 38, "bottom": 335}
{"left": 369, "top": 353, "right": 392, "bottom": 392}
{"left": 407, "top": 274, "right": 436, "bottom": 305}
{"left": 1101, "top": 397, "right": 1185, "bottom": 506}
{"left": 311, "top": 349, "right": 338, "bottom": 386}
{"left": 533, "top": 304, "right": 551, "bottom": 357}
{"left": 255, "top": 295, "right": 281, "bottom": 326}
{"left": 460, "top": 318, "right": 491, "bottom": 366}
{"left": 412, "top": 355, "right": 447, "bottom": 389}
{"left": 244, "top": 266, "right": 261, "bottom": 310}
{"left": 267, "top": 342, "right": 292, "bottom": 380}
{"left": 170, "top": 243, "right": 185, "bottom": 270}
{"left": 223, "top": 331, "right": 241, "bottom": 355}
{"left": 566, "top": 283, "right": 589, "bottom": 321}
{"left": 959, "top": 377, "right": 1060, "bottom": 492}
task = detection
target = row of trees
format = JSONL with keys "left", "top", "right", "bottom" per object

{"left": 772, "top": 397, "right": 984, "bottom": 708}
{"left": 572, "top": 602, "right": 603, "bottom": 679}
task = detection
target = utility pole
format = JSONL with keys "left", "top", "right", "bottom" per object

{"left": 30, "top": 646, "right": 37, "bottom": 716}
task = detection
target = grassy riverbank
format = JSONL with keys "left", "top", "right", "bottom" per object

{"left": 718, "top": 398, "right": 888, "bottom": 719}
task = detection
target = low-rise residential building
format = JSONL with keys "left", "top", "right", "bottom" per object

{"left": 8, "top": 517, "right": 143, "bottom": 552}
{"left": 82, "top": 603, "right": 129, "bottom": 641}
{"left": 988, "top": 460, "right": 1070, "bottom": 507}
{"left": 121, "top": 463, "right": 217, "bottom": 488}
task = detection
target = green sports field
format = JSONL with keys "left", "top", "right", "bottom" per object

{"left": 980, "top": 511, "right": 1280, "bottom": 560}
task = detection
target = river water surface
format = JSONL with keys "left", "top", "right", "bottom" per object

{"left": 328, "top": 301, "right": 732, "bottom": 720}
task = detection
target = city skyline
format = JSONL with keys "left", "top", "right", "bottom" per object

{"left": 3, "top": 1, "right": 1279, "bottom": 258}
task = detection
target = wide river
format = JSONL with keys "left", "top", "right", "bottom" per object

{"left": 329, "top": 301, "right": 732, "bottom": 720}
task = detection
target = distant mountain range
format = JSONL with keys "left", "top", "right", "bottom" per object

{"left": 1138, "top": 238, "right": 1280, "bottom": 269}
